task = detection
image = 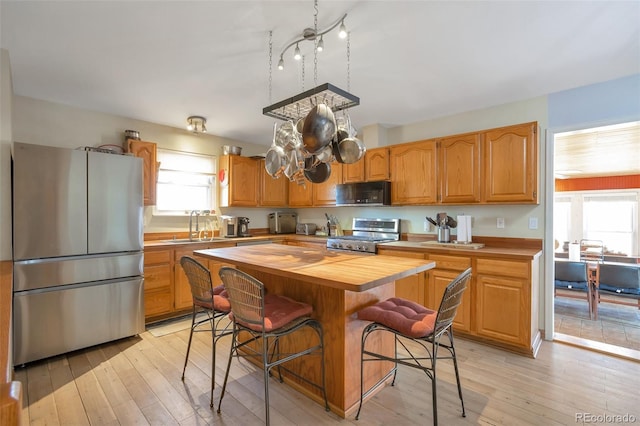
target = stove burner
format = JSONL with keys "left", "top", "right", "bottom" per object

{"left": 327, "top": 218, "right": 401, "bottom": 254}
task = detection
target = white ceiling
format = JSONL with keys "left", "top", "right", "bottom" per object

{"left": 2, "top": 1, "right": 639, "bottom": 148}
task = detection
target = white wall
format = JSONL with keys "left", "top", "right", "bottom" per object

{"left": 0, "top": 49, "right": 13, "bottom": 261}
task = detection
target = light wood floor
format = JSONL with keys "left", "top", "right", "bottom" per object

{"left": 14, "top": 321, "right": 640, "bottom": 425}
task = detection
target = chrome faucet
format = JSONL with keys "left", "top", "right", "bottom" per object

{"left": 189, "top": 210, "right": 200, "bottom": 241}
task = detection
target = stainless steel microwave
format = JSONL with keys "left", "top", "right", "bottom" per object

{"left": 336, "top": 181, "right": 391, "bottom": 206}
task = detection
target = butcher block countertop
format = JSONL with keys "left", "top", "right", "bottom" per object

{"left": 194, "top": 244, "right": 435, "bottom": 292}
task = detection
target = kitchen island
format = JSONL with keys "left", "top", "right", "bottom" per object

{"left": 194, "top": 244, "right": 435, "bottom": 418}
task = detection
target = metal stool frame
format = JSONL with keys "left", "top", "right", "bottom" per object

{"left": 356, "top": 268, "right": 472, "bottom": 425}
{"left": 216, "top": 266, "right": 329, "bottom": 425}
{"left": 180, "top": 256, "right": 233, "bottom": 407}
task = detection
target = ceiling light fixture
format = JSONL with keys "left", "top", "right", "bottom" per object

{"left": 186, "top": 116, "right": 207, "bottom": 134}
{"left": 263, "top": 0, "right": 359, "bottom": 122}
{"left": 274, "top": 3, "right": 348, "bottom": 72}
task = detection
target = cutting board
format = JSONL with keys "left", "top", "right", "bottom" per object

{"left": 421, "top": 241, "right": 485, "bottom": 249}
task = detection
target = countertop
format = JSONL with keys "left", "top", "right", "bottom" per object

{"left": 194, "top": 244, "right": 435, "bottom": 292}
{"left": 378, "top": 240, "right": 543, "bottom": 260}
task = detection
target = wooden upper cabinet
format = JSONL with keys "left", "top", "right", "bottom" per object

{"left": 258, "top": 159, "right": 288, "bottom": 207}
{"left": 482, "top": 122, "right": 538, "bottom": 203}
{"left": 288, "top": 179, "right": 313, "bottom": 207}
{"left": 342, "top": 147, "right": 390, "bottom": 183}
{"left": 390, "top": 140, "right": 437, "bottom": 205}
{"left": 342, "top": 159, "right": 365, "bottom": 183}
{"left": 127, "top": 139, "right": 157, "bottom": 206}
{"left": 438, "top": 133, "right": 481, "bottom": 204}
{"left": 365, "top": 147, "right": 390, "bottom": 181}
{"left": 219, "top": 155, "right": 259, "bottom": 207}
{"left": 313, "top": 161, "right": 343, "bottom": 206}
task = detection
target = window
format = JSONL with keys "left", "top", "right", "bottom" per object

{"left": 554, "top": 190, "right": 639, "bottom": 256}
{"left": 154, "top": 149, "right": 217, "bottom": 215}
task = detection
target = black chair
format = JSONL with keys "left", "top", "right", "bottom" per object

{"left": 355, "top": 267, "right": 472, "bottom": 425}
{"left": 554, "top": 260, "right": 593, "bottom": 319}
{"left": 180, "top": 256, "right": 233, "bottom": 407}
{"left": 595, "top": 263, "right": 640, "bottom": 316}
{"left": 216, "top": 266, "right": 329, "bottom": 425}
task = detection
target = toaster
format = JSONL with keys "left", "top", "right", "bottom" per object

{"left": 268, "top": 212, "right": 297, "bottom": 234}
{"left": 296, "top": 223, "right": 317, "bottom": 236}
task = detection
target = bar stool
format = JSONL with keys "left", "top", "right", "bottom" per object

{"left": 355, "top": 267, "right": 472, "bottom": 425}
{"left": 216, "top": 266, "right": 329, "bottom": 425}
{"left": 180, "top": 256, "right": 232, "bottom": 407}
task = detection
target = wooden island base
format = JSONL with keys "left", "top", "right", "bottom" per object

{"left": 194, "top": 245, "right": 435, "bottom": 417}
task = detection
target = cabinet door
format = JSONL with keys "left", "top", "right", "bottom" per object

{"left": 220, "top": 155, "right": 259, "bottom": 207}
{"left": 127, "top": 139, "right": 157, "bottom": 206}
{"left": 438, "top": 133, "right": 481, "bottom": 204}
{"left": 288, "top": 180, "right": 313, "bottom": 207}
{"left": 429, "top": 269, "right": 471, "bottom": 333}
{"left": 174, "top": 248, "right": 196, "bottom": 310}
{"left": 342, "top": 160, "right": 365, "bottom": 183}
{"left": 390, "top": 140, "right": 437, "bottom": 204}
{"left": 365, "top": 147, "right": 390, "bottom": 181}
{"left": 313, "top": 162, "right": 343, "bottom": 206}
{"left": 258, "top": 159, "right": 288, "bottom": 206}
{"left": 475, "top": 258, "right": 531, "bottom": 348}
{"left": 482, "top": 122, "right": 538, "bottom": 203}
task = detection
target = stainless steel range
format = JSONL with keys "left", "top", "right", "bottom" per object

{"left": 327, "top": 218, "right": 401, "bottom": 254}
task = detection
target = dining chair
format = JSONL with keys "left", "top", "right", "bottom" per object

{"left": 554, "top": 260, "right": 593, "bottom": 319}
{"left": 216, "top": 266, "right": 329, "bottom": 425}
{"left": 595, "top": 263, "right": 640, "bottom": 318}
{"left": 179, "top": 256, "right": 233, "bottom": 407}
{"left": 355, "top": 267, "right": 472, "bottom": 425}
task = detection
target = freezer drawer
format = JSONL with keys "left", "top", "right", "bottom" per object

{"left": 13, "top": 277, "right": 144, "bottom": 365}
{"left": 13, "top": 252, "right": 143, "bottom": 292}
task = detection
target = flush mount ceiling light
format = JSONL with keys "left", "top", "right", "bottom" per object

{"left": 186, "top": 116, "right": 207, "bottom": 133}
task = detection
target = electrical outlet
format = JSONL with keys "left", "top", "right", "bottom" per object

{"left": 497, "top": 217, "right": 505, "bottom": 229}
{"left": 529, "top": 217, "right": 538, "bottom": 229}
{"left": 424, "top": 220, "right": 430, "bottom": 232}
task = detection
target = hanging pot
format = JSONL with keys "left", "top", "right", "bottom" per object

{"left": 265, "top": 145, "right": 287, "bottom": 177}
{"left": 302, "top": 104, "right": 336, "bottom": 154}
{"left": 303, "top": 162, "right": 331, "bottom": 184}
{"left": 336, "top": 136, "right": 366, "bottom": 164}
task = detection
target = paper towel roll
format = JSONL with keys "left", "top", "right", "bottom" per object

{"left": 457, "top": 215, "right": 472, "bottom": 243}
{"left": 569, "top": 242, "right": 580, "bottom": 261}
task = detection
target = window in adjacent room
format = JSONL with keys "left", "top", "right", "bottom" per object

{"left": 154, "top": 149, "right": 216, "bottom": 215}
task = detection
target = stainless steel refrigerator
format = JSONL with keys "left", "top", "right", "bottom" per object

{"left": 12, "top": 142, "right": 145, "bottom": 365}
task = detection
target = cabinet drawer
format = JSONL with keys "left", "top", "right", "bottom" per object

{"left": 476, "top": 258, "right": 529, "bottom": 279}
{"left": 378, "top": 249, "right": 425, "bottom": 259}
{"left": 427, "top": 254, "right": 471, "bottom": 271}
{"left": 144, "top": 249, "right": 171, "bottom": 266}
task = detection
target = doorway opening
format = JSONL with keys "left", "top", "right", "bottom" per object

{"left": 552, "top": 121, "right": 640, "bottom": 358}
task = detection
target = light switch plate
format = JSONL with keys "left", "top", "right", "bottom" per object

{"left": 529, "top": 217, "right": 538, "bottom": 229}
{"left": 497, "top": 217, "right": 505, "bottom": 229}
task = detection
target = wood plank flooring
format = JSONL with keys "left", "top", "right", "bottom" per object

{"left": 14, "top": 321, "right": 640, "bottom": 425}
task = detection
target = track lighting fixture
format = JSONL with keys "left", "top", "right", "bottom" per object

{"left": 293, "top": 43, "right": 301, "bottom": 60}
{"left": 338, "top": 20, "right": 347, "bottom": 39}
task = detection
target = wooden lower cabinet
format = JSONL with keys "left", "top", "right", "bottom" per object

{"left": 426, "top": 254, "right": 472, "bottom": 333}
{"left": 143, "top": 248, "right": 173, "bottom": 318}
{"left": 474, "top": 258, "right": 533, "bottom": 349}
{"left": 379, "top": 247, "right": 540, "bottom": 356}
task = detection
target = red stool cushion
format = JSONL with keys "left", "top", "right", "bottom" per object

{"left": 357, "top": 297, "right": 437, "bottom": 338}
{"left": 233, "top": 294, "right": 313, "bottom": 333}
{"left": 194, "top": 285, "right": 231, "bottom": 312}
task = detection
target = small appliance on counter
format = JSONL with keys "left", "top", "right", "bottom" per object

{"left": 296, "top": 223, "right": 317, "bottom": 236}
{"left": 221, "top": 215, "right": 238, "bottom": 237}
{"left": 268, "top": 212, "right": 297, "bottom": 234}
{"left": 237, "top": 217, "right": 251, "bottom": 237}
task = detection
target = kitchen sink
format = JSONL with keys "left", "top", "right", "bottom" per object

{"left": 163, "top": 237, "right": 230, "bottom": 243}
